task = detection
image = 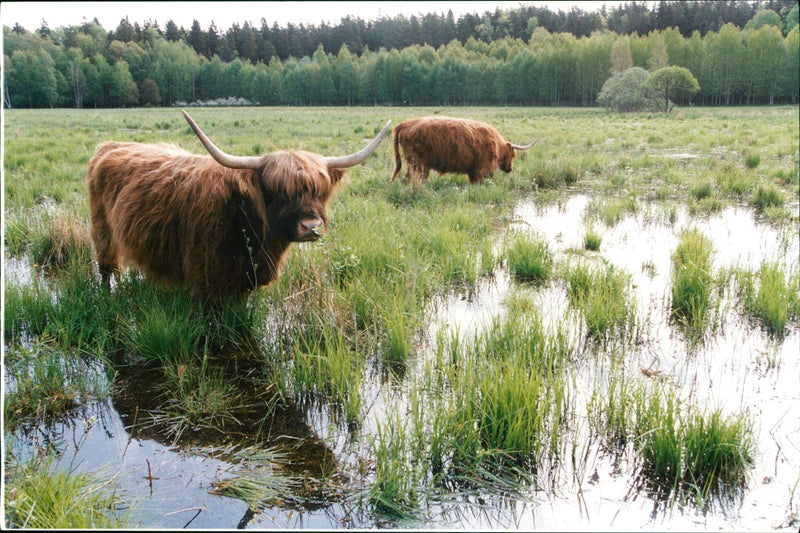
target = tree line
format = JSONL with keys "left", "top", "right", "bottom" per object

{"left": 4, "top": 1, "right": 798, "bottom": 109}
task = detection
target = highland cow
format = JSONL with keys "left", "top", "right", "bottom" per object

{"left": 390, "top": 116, "right": 537, "bottom": 184}
{"left": 87, "top": 110, "right": 390, "bottom": 300}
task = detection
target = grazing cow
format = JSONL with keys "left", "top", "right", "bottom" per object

{"left": 87, "top": 110, "right": 390, "bottom": 300}
{"left": 390, "top": 116, "right": 537, "bottom": 184}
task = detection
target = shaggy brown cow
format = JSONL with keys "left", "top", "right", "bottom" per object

{"left": 390, "top": 116, "right": 537, "bottom": 184}
{"left": 87, "top": 110, "right": 390, "bottom": 300}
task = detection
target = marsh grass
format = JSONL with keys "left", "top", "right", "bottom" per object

{"left": 586, "top": 196, "right": 639, "bottom": 227}
{"left": 3, "top": 276, "right": 54, "bottom": 343}
{"left": 3, "top": 454, "right": 129, "bottom": 529}
{"left": 155, "top": 357, "right": 247, "bottom": 441}
{"left": 291, "top": 324, "right": 364, "bottom": 425}
{"left": 3, "top": 339, "right": 110, "bottom": 428}
{"left": 751, "top": 183, "right": 785, "bottom": 212}
{"left": 443, "top": 313, "right": 569, "bottom": 469}
{"left": 590, "top": 375, "right": 755, "bottom": 506}
{"left": 637, "top": 390, "right": 755, "bottom": 505}
{"left": 583, "top": 225, "right": 602, "bottom": 251}
{"left": 4, "top": 259, "right": 266, "bottom": 427}
{"left": 588, "top": 361, "right": 643, "bottom": 450}
{"left": 689, "top": 180, "right": 713, "bottom": 201}
{"left": 3, "top": 106, "right": 797, "bottom": 528}
{"left": 121, "top": 294, "right": 204, "bottom": 366}
{"left": 382, "top": 296, "right": 414, "bottom": 368}
{"left": 369, "top": 412, "right": 426, "bottom": 519}
{"left": 564, "top": 261, "right": 636, "bottom": 339}
{"left": 366, "top": 311, "right": 572, "bottom": 515}
{"left": 670, "top": 229, "right": 716, "bottom": 334}
{"left": 744, "top": 153, "right": 761, "bottom": 169}
{"left": 715, "top": 164, "right": 754, "bottom": 198}
{"left": 505, "top": 231, "right": 553, "bottom": 283}
{"left": 530, "top": 158, "right": 580, "bottom": 189}
{"left": 733, "top": 261, "right": 800, "bottom": 334}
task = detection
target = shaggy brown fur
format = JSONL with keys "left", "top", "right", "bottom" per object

{"left": 390, "top": 116, "right": 535, "bottom": 184}
{"left": 86, "top": 107, "right": 393, "bottom": 301}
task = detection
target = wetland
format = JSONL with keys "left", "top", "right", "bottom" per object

{"left": 3, "top": 106, "right": 799, "bottom": 530}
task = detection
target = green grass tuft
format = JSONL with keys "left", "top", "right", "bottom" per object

{"left": 670, "top": 229, "right": 715, "bottom": 334}
{"left": 506, "top": 232, "right": 553, "bottom": 283}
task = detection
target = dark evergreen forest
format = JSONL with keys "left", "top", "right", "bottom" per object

{"left": 4, "top": 0, "right": 798, "bottom": 108}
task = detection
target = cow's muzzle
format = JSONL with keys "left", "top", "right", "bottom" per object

{"left": 297, "top": 217, "right": 325, "bottom": 241}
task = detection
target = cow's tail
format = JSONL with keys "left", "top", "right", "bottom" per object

{"left": 390, "top": 128, "right": 402, "bottom": 182}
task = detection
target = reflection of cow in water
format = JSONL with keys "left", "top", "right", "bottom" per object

{"left": 390, "top": 116, "right": 537, "bottom": 184}
{"left": 87, "top": 110, "right": 391, "bottom": 300}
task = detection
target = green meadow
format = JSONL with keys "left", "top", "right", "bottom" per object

{"left": 3, "top": 105, "right": 799, "bottom": 529}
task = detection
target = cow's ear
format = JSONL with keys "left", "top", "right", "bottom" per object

{"left": 328, "top": 167, "right": 346, "bottom": 185}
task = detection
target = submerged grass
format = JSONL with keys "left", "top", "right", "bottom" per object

{"left": 209, "top": 446, "right": 302, "bottom": 512}
{"left": 3, "top": 339, "right": 111, "bottom": 428}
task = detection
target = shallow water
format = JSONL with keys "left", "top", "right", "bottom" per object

{"left": 4, "top": 193, "right": 799, "bottom": 530}
{"left": 426, "top": 194, "right": 800, "bottom": 530}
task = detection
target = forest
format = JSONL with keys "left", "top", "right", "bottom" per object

{"left": 3, "top": 0, "right": 798, "bottom": 108}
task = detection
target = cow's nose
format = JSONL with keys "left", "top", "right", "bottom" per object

{"left": 299, "top": 218, "right": 325, "bottom": 240}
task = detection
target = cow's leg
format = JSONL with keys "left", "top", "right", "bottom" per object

{"left": 404, "top": 154, "right": 417, "bottom": 180}
{"left": 89, "top": 210, "right": 120, "bottom": 289}
{"left": 468, "top": 170, "right": 485, "bottom": 184}
{"left": 470, "top": 162, "right": 493, "bottom": 184}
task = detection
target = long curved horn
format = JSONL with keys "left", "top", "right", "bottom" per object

{"left": 510, "top": 139, "right": 539, "bottom": 151}
{"left": 182, "top": 109, "right": 262, "bottom": 169}
{"left": 324, "top": 120, "right": 392, "bottom": 168}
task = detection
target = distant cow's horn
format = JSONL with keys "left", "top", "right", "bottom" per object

{"left": 324, "top": 120, "right": 392, "bottom": 168}
{"left": 511, "top": 139, "right": 539, "bottom": 151}
{"left": 182, "top": 110, "right": 262, "bottom": 170}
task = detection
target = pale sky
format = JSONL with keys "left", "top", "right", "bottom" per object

{"left": 1, "top": 1, "right": 634, "bottom": 32}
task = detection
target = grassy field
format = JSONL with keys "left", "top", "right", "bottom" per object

{"left": 3, "top": 105, "right": 799, "bottom": 529}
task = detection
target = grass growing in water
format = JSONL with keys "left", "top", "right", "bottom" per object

{"left": 563, "top": 261, "right": 636, "bottom": 339}
{"left": 733, "top": 261, "right": 800, "bottom": 335}
{"left": 751, "top": 183, "right": 785, "bottom": 212}
{"left": 505, "top": 231, "right": 553, "bottom": 283}
{"left": 3, "top": 340, "right": 111, "bottom": 428}
{"left": 583, "top": 225, "right": 602, "bottom": 251}
{"left": 4, "top": 454, "right": 129, "bottom": 529}
{"left": 5, "top": 206, "right": 93, "bottom": 268}
{"left": 590, "top": 373, "right": 755, "bottom": 507}
{"left": 209, "top": 446, "right": 302, "bottom": 512}
{"left": 670, "top": 229, "right": 715, "bottom": 334}
{"left": 3, "top": 106, "right": 797, "bottom": 528}
{"left": 638, "top": 390, "right": 755, "bottom": 505}
{"left": 290, "top": 323, "right": 365, "bottom": 425}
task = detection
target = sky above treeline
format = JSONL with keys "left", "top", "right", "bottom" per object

{"left": 1, "top": 1, "right": 639, "bottom": 32}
